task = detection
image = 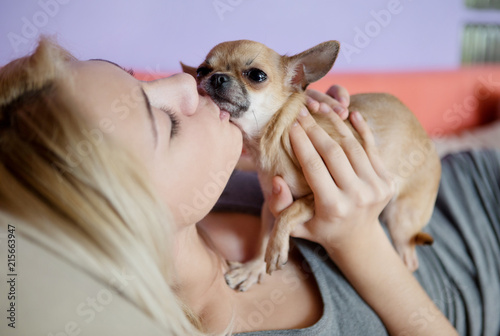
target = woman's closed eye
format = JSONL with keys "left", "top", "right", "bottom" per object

{"left": 160, "top": 106, "right": 180, "bottom": 138}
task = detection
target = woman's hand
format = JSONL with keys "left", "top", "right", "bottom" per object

{"left": 269, "top": 106, "right": 395, "bottom": 255}
{"left": 306, "top": 85, "right": 350, "bottom": 121}
{"left": 267, "top": 105, "right": 457, "bottom": 336}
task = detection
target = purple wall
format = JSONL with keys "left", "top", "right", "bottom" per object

{"left": 1, "top": 0, "right": 500, "bottom": 73}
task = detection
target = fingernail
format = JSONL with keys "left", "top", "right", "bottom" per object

{"left": 341, "top": 110, "right": 349, "bottom": 120}
{"left": 272, "top": 183, "right": 281, "bottom": 194}
{"left": 333, "top": 105, "right": 344, "bottom": 114}
{"left": 353, "top": 111, "right": 363, "bottom": 121}
{"left": 319, "top": 103, "right": 330, "bottom": 113}
{"left": 299, "top": 107, "right": 308, "bottom": 117}
{"left": 339, "top": 97, "right": 349, "bottom": 107}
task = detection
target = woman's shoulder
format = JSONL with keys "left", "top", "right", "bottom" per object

{"left": 0, "top": 232, "right": 165, "bottom": 335}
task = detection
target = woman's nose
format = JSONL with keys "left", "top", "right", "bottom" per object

{"left": 143, "top": 73, "right": 198, "bottom": 116}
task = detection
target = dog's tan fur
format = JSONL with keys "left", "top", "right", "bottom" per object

{"left": 182, "top": 40, "right": 441, "bottom": 291}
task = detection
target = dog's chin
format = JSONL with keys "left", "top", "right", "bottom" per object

{"left": 210, "top": 100, "right": 248, "bottom": 133}
{"left": 211, "top": 96, "right": 248, "bottom": 120}
{"left": 214, "top": 99, "right": 241, "bottom": 115}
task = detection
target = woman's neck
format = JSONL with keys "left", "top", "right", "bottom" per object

{"left": 172, "top": 218, "right": 324, "bottom": 334}
{"left": 172, "top": 224, "right": 236, "bottom": 332}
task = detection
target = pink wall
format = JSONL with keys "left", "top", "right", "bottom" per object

{"left": 1, "top": 0, "right": 499, "bottom": 73}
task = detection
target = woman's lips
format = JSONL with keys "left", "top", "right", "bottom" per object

{"left": 197, "top": 89, "right": 233, "bottom": 123}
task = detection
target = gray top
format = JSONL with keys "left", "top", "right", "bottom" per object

{"left": 221, "top": 150, "right": 500, "bottom": 336}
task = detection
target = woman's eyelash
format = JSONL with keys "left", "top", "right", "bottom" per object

{"left": 125, "top": 68, "right": 135, "bottom": 77}
{"left": 160, "top": 106, "right": 180, "bottom": 137}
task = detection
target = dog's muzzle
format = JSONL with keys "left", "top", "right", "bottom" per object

{"left": 204, "top": 74, "right": 250, "bottom": 118}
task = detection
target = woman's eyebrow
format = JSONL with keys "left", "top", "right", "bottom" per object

{"left": 88, "top": 59, "right": 157, "bottom": 146}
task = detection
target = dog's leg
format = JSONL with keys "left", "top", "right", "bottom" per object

{"left": 224, "top": 201, "right": 272, "bottom": 292}
{"left": 265, "top": 195, "right": 314, "bottom": 274}
{"left": 382, "top": 185, "right": 436, "bottom": 272}
{"left": 225, "top": 258, "right": 267, "bottom": 292}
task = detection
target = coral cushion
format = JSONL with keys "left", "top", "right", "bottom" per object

{"left": 136, "top": 66, "right": 500, "bottom": 136}
{"left": 309, "top": 66, "right": 500, "bottom": 136}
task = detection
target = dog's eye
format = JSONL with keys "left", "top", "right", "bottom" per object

{"left": 196, "top": 67, "right": 211, "bottom": 78}
{"left": 245, "top": 69, "right": 267, "bottom": 83}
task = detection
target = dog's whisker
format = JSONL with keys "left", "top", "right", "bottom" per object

{"left": 247, "top": 47, "right": 263, "bottom": 66}
{"left": 252, "top": 110, "right": 259, "bottom": 129}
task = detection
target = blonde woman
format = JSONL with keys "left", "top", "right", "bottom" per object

{"left": 0, "top": 38, "right": 498, "bottom": 335}
{"left": 0, "top": 38, "right": 205, "bottom": 335}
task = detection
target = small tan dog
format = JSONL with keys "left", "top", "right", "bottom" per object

{"left": 182, "top": 40, "right": 441, "bottom": 291}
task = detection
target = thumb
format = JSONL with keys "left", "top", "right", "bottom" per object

{"left": 267, "top": 176, "right": 293, "bottom": 218}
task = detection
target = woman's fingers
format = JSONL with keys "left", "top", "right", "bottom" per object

{"left": 336, "top": 111, "right": 379, "bottom": 181}
{"left": 306, "top": 89, "right": 349, "bottom": 120}
{"left": 291, "top": 108, "right": 357, "bottom": 193}
{"left": 309, "top": 107, "right": 376, "bottom": 185}
{"left": 290, "top": 104, "right": 394, "bottom": 206}
{"left": 350, "top": 111, "right": 385, "bottom": 177}
{"left": 350, "top": 111, "right": 396, "bottom": 195}
{"left": 326, "top": 85, "right": 350, "bottom": 108}
{"left": 289, "top": 110, "right": 341, "bottom": 201}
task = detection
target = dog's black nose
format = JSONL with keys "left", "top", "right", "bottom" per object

{"left": 210, "top": 73, "right": 230, "bottom": 88}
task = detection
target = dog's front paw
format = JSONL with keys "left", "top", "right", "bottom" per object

{"left": 265, "top": 237, "right": 290, "bottom": 274}
{"left": 224, "top": 259, "right": 266, "bottom": 292}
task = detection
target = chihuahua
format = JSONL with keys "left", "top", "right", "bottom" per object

{"left": 182, "top": 40, "right": 441, "bottom": 291}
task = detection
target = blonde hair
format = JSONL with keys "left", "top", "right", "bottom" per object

{"left": 0, "top": 38, "right": 207, "bottom": 335}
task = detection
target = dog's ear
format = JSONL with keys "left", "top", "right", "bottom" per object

{"left": 180, "top": 62, "right": 198, "bottom": 78}
{"left": 284, "top": 41, "right": 340, "bottom": 90}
